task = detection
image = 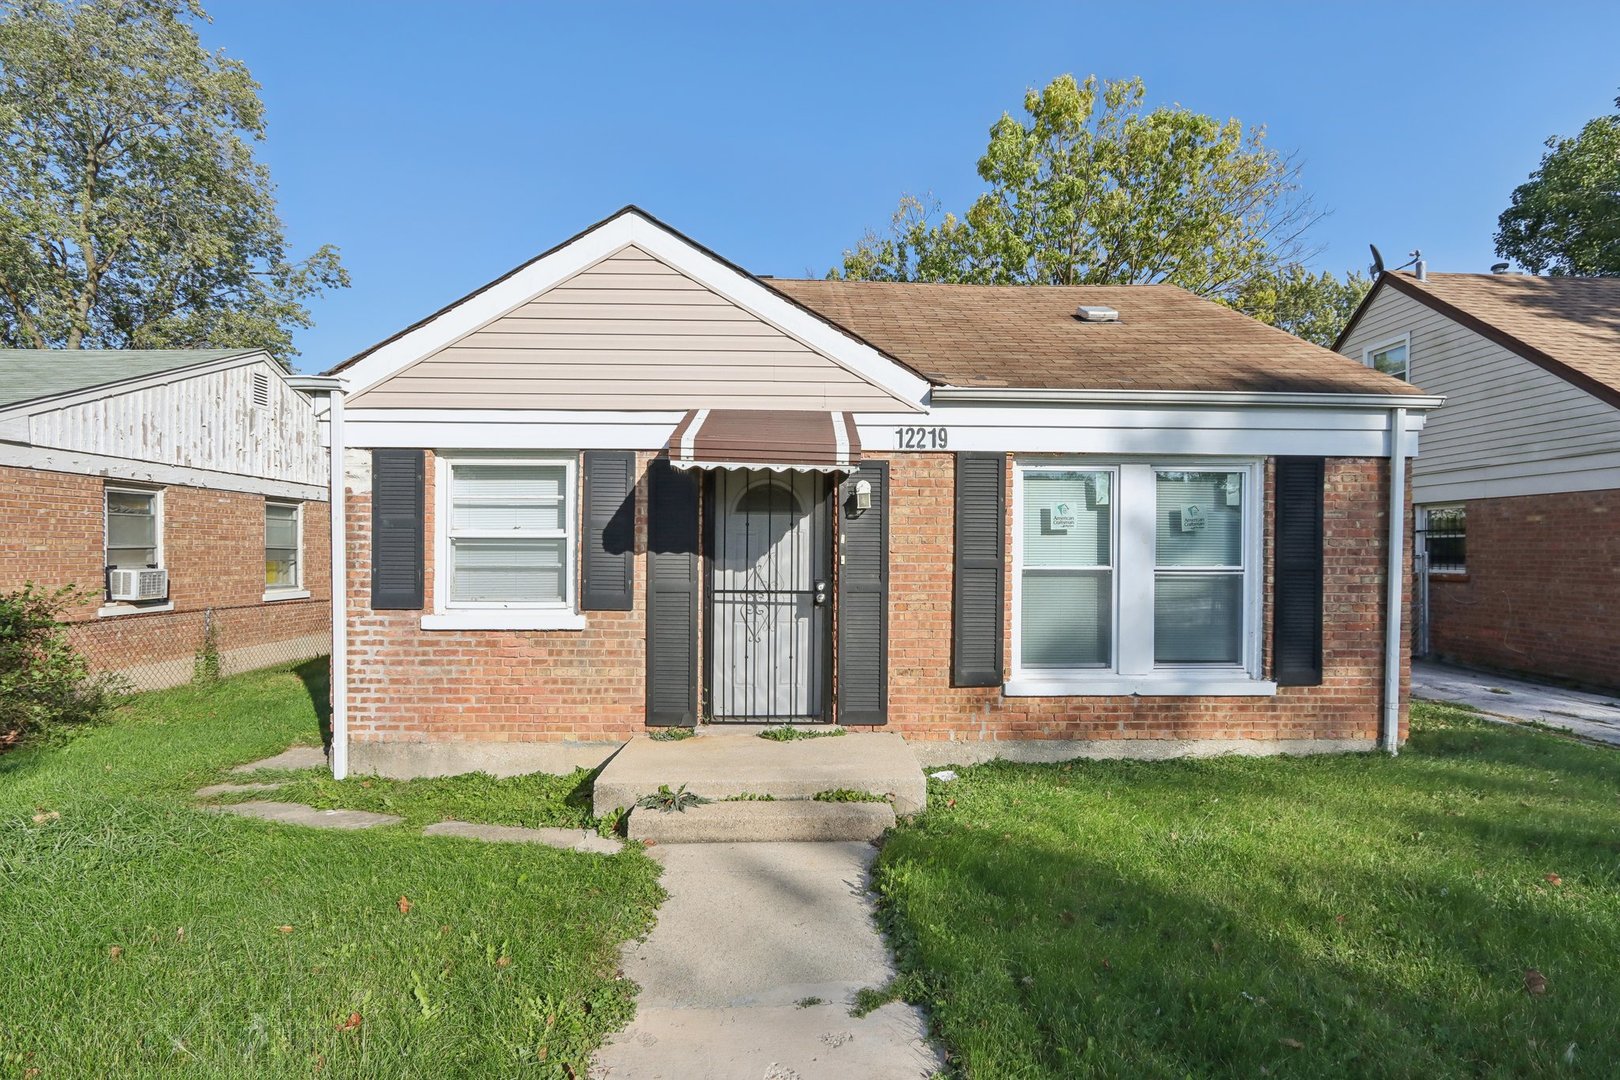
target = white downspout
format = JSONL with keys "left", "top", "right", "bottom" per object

{"left": 1383, "top": 407, "right": 1408, "bottom": 754}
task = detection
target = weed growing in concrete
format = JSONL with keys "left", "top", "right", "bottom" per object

{"left": 813, "top": 789, "right": 889, "bottom": 803}
{"left": 758, "top": 726, "right": 847, "bottom": 742}
{"left": 635, "top": 783, "right": 710, "bottom": 813}
{"left": 648, "top": 728, "right": 695, "bottom": 742}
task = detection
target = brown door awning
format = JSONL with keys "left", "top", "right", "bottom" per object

{"left": 666, "top": 409, "right": 862, "bottom": 473}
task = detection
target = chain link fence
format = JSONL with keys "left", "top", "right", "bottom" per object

{"left": 69, "top": 602, "right": 331, "bottom": 692}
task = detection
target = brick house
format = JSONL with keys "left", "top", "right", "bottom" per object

{"left": 0, "top": 349, "right": 333, "bottom": 689}
{"left": 1337, "top": 271, "right": 1620, "bottom": 691}
{"left": 323, "top": 207, "right": 1438, "bottom": 779}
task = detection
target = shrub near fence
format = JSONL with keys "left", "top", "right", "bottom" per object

{"left": 0, "top": 584, "right": 125, "bottom": 746}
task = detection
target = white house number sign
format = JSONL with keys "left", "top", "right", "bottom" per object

{"left": 893, "top": 426, "right": 949, "bottom": 449}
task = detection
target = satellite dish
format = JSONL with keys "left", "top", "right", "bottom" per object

{"left": 1369, "top": 244, "right": 1386, "bottom": 276}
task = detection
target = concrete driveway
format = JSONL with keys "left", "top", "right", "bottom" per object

{"left": 1413, "top": 660, "right": 1620, "bottom": 747}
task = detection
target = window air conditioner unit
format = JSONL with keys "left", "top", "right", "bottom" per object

{"left": 108, "top": 568, "right": 168, "bottom": 602}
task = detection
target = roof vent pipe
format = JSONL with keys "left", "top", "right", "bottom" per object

{"left": 1491, "top": 262, "right": 1511, "bottom": 274}
{"left": 1411, "top": 250, "right": 1427, "bottom": 282}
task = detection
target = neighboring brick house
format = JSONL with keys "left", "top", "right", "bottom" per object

{"left": 0, "top": 349, "right": 334, "bottom": 689}
{"left": 323, "top": 207, "right": 1437, "bottom": 779}
{"left": 1337, "top": 272, "right": 1620, "bottom": 691}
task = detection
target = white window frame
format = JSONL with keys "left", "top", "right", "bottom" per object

{"left": 263, "top": 499, "right": 309, "bottom": 601}
{"left": 99, "top": 484, "right": 172, "bottom": 618}
{"left": 423, "top": 451, "right": 586, "bottom": 632}
{"left": 1362, "top": 333, "right": 1411, "bottom": 382}
{"left": 1007, "top": 457, "right": 1273, "bottom": 697}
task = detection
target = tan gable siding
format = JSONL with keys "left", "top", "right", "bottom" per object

{"left": 349, "top": 246, "right": 905, "bottom": 410}
{"left": 1339, "top": 286, "right": 1620, "bottom": 501}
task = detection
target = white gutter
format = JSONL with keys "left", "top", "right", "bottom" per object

{"left": 289, "top": 375, "right": 348, "bottom": 779}
{"left": 1383, "top": 407, "right": 1409, "bottom": 754}
{"left": 931, "top": 386, "right": 1446, "bottom": 411}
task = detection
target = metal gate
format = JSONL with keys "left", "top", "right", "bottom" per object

{"left": 708, "top": 469, "right": 829, "bottom": 720}
{"left": 1413, "top": 506, "right": 1467, "bottom": 659}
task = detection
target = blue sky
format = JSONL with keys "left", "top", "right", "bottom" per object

{"left": 200, "top": 1, "right": 1620, "bottom": 372}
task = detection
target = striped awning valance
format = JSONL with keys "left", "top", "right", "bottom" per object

{"left": 665, "top": 409, "right": 861, "bottom": 473}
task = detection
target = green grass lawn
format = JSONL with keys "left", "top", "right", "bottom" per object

{"left": 0, "top": 661, "right": 662, "bottom": 1079}
{"left": 875, "top": 703, "right": 1620, "bottom": 1078}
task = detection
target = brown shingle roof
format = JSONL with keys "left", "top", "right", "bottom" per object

{"left": 768, "top": 279, "right": 1425, "bottom": 396}
{"left": 1374, "top": 272, "right": 1620, "bottom": 409}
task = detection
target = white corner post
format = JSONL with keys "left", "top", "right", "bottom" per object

{"left": 328, "top": 385, "right": 348, "bottom": 779}
{"left": 1383, "top": 407, "right": 1409, "bottom": 754}
{"left": 292, "top": 374, "right": 348, "bottom": 779}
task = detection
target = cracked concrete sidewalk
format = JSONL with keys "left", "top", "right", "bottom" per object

{"left": 591, "top": 841, "right": 943, "bottom": 1080}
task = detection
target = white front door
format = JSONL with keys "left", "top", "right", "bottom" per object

{"left": 711, "top": 470, "right": 827, "bottom": 719}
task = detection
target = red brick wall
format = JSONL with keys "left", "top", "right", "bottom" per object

{"left": 345, "top": 451, "right": 1410, "bottom": 749}
{"left": 0, "top": 463, "right": 331, "bottom": 686}
{"left": 345, "top": 450, "right": 651, "bottom": 747}
{"left": 1427, "top": 488, "right": 1619, "bottom": 690}
{"left": 860, "top": 453, "right": 1408, "bottom": 745}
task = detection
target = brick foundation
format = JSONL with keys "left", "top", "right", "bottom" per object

{"left": 0, "top": 463, "right": 331, "bottom": 690}
{"left": 1426, "top": 488, "right": 1619, "bottom": 691}
{"left": 344, "top": 451, "right": 1410, "bottom": 760}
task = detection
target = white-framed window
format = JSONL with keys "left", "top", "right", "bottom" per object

{"left": 1009, "top": 459, "right": 1268, "bottom": 696}
{"left": 1363, "top": 334, "right": 1410, "bottom": 381}
{"left": 105, "top": 486, "right": 161, "bottom": 569}
{"left": 265, "top": 500, "right": 302, "bottom": 593}
{"left": 436, "top": 453, "right": 577, "bottom": 612}
{"left": 100, "top": 484, "right": 170, "bottom": 616}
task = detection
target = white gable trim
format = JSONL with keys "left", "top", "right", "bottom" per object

{"left": 336, "top": 211, "right": 931, "bottom": 412}
{"left": 0, "top": 441, "right": 326, "bottom": 501}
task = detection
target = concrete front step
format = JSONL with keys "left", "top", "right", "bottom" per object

{"left": 628, "top": 799, "right": 896, "bottom": 844}
{"left": 591, "top": 731, "right": 926, "bottom": 817}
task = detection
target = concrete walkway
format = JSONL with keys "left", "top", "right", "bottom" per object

{"left": 230, "top": 745, "right": 327, "bottom": 772}
{"left": 203, "top": 750, "right": 624, "bottom": 852}
{"left": 202, "top": 800, "right": 403, "bottom": 830}
{"left": 423, "top": 820, "right": 621, "bottom": 854}
{"left": 1414, "top": 660, "right": 1620, "bottom": 747}
{"left": 592, "top": 732, "right": 927, "bottom": 816}
{"left": 591, "top": 842, "right": 942, "bottom": 1080}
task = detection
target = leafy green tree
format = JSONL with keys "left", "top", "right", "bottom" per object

{"left": 835, "top": 75, "right": 1322, "bottom": 295}
{"left": 0, "top": 0, "right": 347, "bottom": 362}
{"left": 1228, "top": 263, "right": 1369, "bottom": 348}
{"left": 1495, "top": 98, "right": 1620, "bottom": 276}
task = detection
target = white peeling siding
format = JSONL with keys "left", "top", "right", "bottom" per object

{"left": 28, "top": 360, "right": 326, "bottom": 488}
{"left": 1338, "top": 287, "right": 1620, "bottom": 502}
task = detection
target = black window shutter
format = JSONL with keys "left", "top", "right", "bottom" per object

{"left": 1273, "top": 456, "right": 1325, "bottom": 686}
{"left": 953, "top": 453, "right": 1005, "bottom": 686}
{"left": 371, "top": 449, "right": 424, "bottom": 610}
{"left": 837, "top": 462, "right": 888, "bottom": 724}
{"left": 581, "top": 451, "right": 635, "bottom": 611}
{"left": 645, "top": 458, "right": 698, "bottom": 726}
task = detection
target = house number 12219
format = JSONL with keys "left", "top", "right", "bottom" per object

{"left": 894, "top": 426, "right": 949, "bottom": 449}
